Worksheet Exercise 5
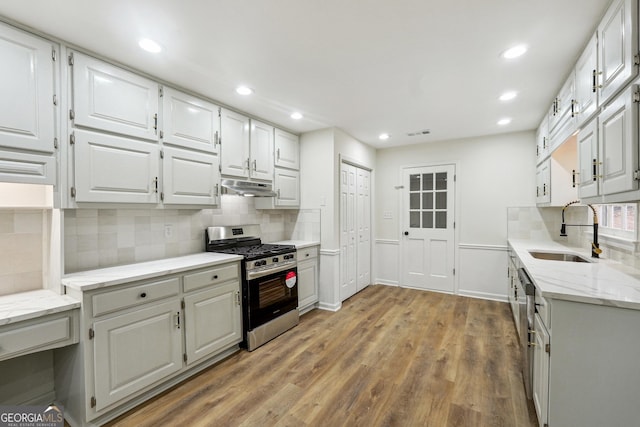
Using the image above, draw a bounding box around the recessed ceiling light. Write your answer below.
[497,118,512,126]
[290,112,303,120]
[499,91,518,101]
[502,44,527,59]
[379,133,390,140]
[235,86,253,96]
[138,38,162,53]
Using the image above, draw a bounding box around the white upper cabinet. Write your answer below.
[536,117,549,163]
[161,87,220,153]
[597,0,638,105]
[220,108,250,178]
[577,117,599,199]
[73,129,160,204]
[71,51,159,141]
[598,85,638,196]
[274,168,300,207]
[162,146,219,205]
[249,120,274,181]
[548,73,576,149]
[535,160,551,205]
[0,24,56,154]
[574,33,599,127]
[274,129,300,170]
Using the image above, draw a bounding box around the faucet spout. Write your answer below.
[560,200,601,258]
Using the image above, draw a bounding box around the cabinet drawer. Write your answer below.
[92,277,180,317]
[0,311,78,362]
[183,263,239,293]
[298,246,318,260]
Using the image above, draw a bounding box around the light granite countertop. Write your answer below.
[508,238,640,310]
[62,252,243,292]
[272,240,320,249]
[0,289,80,326]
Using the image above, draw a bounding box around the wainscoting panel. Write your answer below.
[374,239,399,286]
[458,244,508,302]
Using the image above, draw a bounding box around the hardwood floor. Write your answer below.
[106,285,538,427]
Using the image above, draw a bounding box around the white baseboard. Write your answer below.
[318,301,342,312]
[375,280,398,287]
[458,289,508,303]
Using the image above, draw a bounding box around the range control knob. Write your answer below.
[272,257,279,263]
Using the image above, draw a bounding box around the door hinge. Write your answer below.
[51,48,56,61]
[218,107,221,118]
[219,164,222,173]
[159,86,164,97]
[68,52,74,66]
[53,94,58,106]
[236,291,241,305]
[88,328,94,339]
[635,53,640,66]
[69,109,75,120]
[54,138,58,149]
[453,174,456,182]
[453,221,456,229]
[90,396,96,408]
[634,170,640,181]
[160,150,164,159]
[545,343,550,354]
[183,353,188,363]
[159,130,164,139]
[69,133,75,145]
[634,90,640,103]
[181,300,185,310]
[160,192,164,201]
[71,187,76,198]
[453,268,456,276]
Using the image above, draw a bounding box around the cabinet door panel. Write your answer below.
[184,281,241,365]
[93,300,182,411]
[577,118,599,198]
[162,87,219,153]
[0,149,56,185]
[599,87,638,195]
[274,168,300,207]
[72,52,158,141]
[598,0,637,104]
[274,129,299,170]
[220,109,249,178]
[74,129,159,204]
[249,120,274,181]
[162,146,219,205]
[0,24,55,153]
[574,34,598,127]
[297,259,318,309]
[532,314,549,427]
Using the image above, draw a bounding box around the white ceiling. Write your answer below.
[0,0,612,148]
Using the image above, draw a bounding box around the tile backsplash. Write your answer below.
[0,210,47,296]
[64,196,320,273]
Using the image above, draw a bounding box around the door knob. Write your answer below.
[404,231,409,236]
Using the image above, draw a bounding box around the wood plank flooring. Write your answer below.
[106,285,538,427]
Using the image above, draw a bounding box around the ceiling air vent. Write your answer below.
[406,129,431,137]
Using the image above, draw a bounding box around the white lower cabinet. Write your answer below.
[57,259,242,426]
[297,246,319,313]
[93,299,182,411]
[532,313,549,427]
[184,281,241,365]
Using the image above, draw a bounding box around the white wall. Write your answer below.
[375,130,535,299]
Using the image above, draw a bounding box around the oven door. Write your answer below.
[246,266,298,330]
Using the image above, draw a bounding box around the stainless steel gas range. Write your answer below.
[205,225,298,351]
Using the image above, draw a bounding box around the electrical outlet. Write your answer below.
[164,224,173,238]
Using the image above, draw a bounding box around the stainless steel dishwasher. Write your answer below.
[517,267,535,400]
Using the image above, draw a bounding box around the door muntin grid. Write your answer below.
[409,172,448,229]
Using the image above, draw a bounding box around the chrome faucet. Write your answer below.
[560,200,602,258]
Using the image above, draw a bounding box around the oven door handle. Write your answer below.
[247,261,297,280]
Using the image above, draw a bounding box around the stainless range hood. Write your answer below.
[220,179,276,197]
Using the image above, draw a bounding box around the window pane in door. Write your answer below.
[422,211,433,229]
[435,192,447,209]
[423,173,433,190]
[410,193,420,210]
[423,192,433,209]
[410,212,420,228]
[435,173,447,190]
[435,212,447,229]
[410,174,420,191]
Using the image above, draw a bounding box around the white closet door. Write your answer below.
[356,168,371,291]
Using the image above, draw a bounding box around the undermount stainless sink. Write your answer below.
[528,251,592,263]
